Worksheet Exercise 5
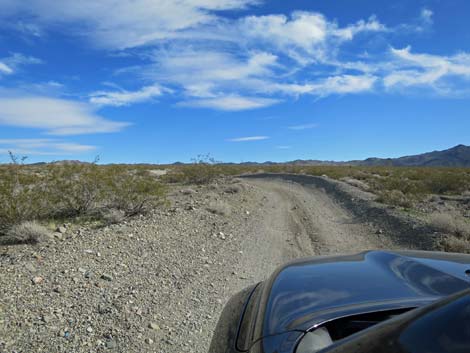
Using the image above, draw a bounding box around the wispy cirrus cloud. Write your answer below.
[288,123,318,130]
[1,0,467,115]
[0,0,260,49]
[0,95,129,135]
[420,8,433,26]
[0,62,12,75]
[227,136,270,142]
[384,46,470,92]
[0,53,42,77]
[179,95,280,111]
[0,138,96,155]
[89,84,168,107]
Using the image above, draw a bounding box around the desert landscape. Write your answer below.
[1,146,470,352]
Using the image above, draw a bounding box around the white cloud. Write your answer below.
[89,84,167,106]
[3,1,460,108]
[240,12,328,53]
[0,0,259,49]
[180,95,280,111]
[259,74,377,97]
[0,62,13,75]
[0,53,42,77]
[239,12,387,63]
[0,96,129,135]
[227,136,269,142]
[288,123,317,130]
[420,8,433,25]
[0,138,96,156]
[396,8,434,33]
[150,50,277,87]
[312,74,378,95]
[141,44,376,109]
[276,145,291,149]
[332,16,388,41]
[384,47,470,89]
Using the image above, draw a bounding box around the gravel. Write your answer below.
[0,176,431,352]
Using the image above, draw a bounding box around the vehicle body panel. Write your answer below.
[324,288,470,353]
[219,250,470,353]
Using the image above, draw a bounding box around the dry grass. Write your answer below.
[377,189,414,208]
[3,221,51,245]
[99,209,126,225]
[429,212,470,238]
[440,236,470,253]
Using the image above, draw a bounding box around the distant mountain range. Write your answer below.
[236,144,470,167]
[350,144,470,167]
[17,144,470,168]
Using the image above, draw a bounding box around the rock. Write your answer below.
[42,315,53,324]
[101,274,113,281]
[32,276,44,285]
[376,229,384,235]
[148,322,160,330]
[86,327,93,333]
[106,340,117,349]
[180,188,196,195]
[53,233,63,241]
[145,338,154,345]
[245,211,250,215]
[56,226,67,234]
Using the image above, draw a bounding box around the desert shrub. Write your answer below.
[429,212,470,237]
[0,155,49,233]
[104,166,166,216]
[98,209,126,225]
[439,235,470,254]
[0,157,167,233]
[46,162,108,217]
[163,154,225,185]
[376,189,414,208]
[3,221,50,245]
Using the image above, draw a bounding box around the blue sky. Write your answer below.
[0,0,469,163]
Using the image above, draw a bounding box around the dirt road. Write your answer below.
[0,175,403,353]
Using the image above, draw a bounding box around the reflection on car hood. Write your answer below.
[262,250,470,337]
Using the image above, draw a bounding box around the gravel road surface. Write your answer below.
[0,175,405,353]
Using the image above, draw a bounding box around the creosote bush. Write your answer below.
[429,212,470,238]
[0,157,166,236]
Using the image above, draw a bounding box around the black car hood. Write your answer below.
[259,250,470,339]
